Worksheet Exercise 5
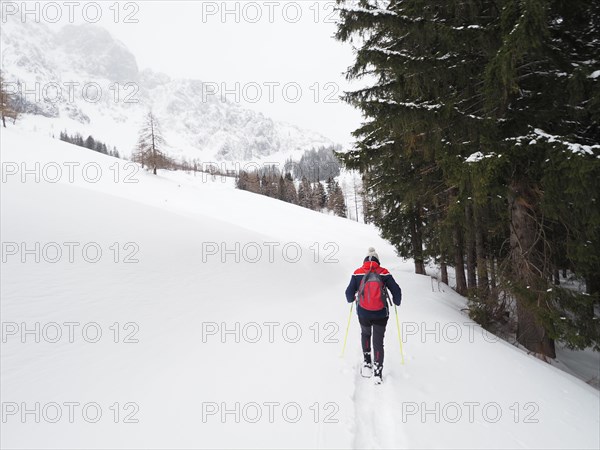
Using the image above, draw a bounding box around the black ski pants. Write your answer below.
[359,316,388,367]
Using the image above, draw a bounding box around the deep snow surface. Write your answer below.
[1,127,599,449]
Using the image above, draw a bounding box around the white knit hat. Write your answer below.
[366,247,379,261]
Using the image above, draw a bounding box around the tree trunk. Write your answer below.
[441,261,449,285]
[411,212,425,275]
[440,234,449,285]
[585,274,600,322]
[489,254,497,290]
[586,274,600,296]
[509,180,555,358]
[465,202,477,291]
[414,261,425,274]
[474,206,489,296]
[453,226,467,296]
[515,302,556,358]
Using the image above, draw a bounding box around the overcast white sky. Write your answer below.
[19,1,366,147]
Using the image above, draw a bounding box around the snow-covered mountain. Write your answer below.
[0,19,334,163]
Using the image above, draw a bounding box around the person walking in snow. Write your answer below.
[345,247,402,384]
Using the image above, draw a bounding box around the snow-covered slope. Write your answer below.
[1,126,599,449]
[0,19,333,163]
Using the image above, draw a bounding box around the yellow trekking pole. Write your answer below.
[394,304,405,365]
[340,302,354,357]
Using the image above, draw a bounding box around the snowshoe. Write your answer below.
[373,363,383,384]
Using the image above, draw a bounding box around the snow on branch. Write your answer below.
[465,152,497,163]
[373,98,443,110]
[366,140,395,150]
[532,129,600,157]
[337,5,398,17]
[371,46,457,62]
[450,25,483,30]
[508,129,600,157]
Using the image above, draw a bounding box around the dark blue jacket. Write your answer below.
[345,258,402,319]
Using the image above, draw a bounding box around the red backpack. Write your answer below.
[358,270,389,310]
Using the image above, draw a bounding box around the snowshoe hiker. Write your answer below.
[345,247,402,384]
